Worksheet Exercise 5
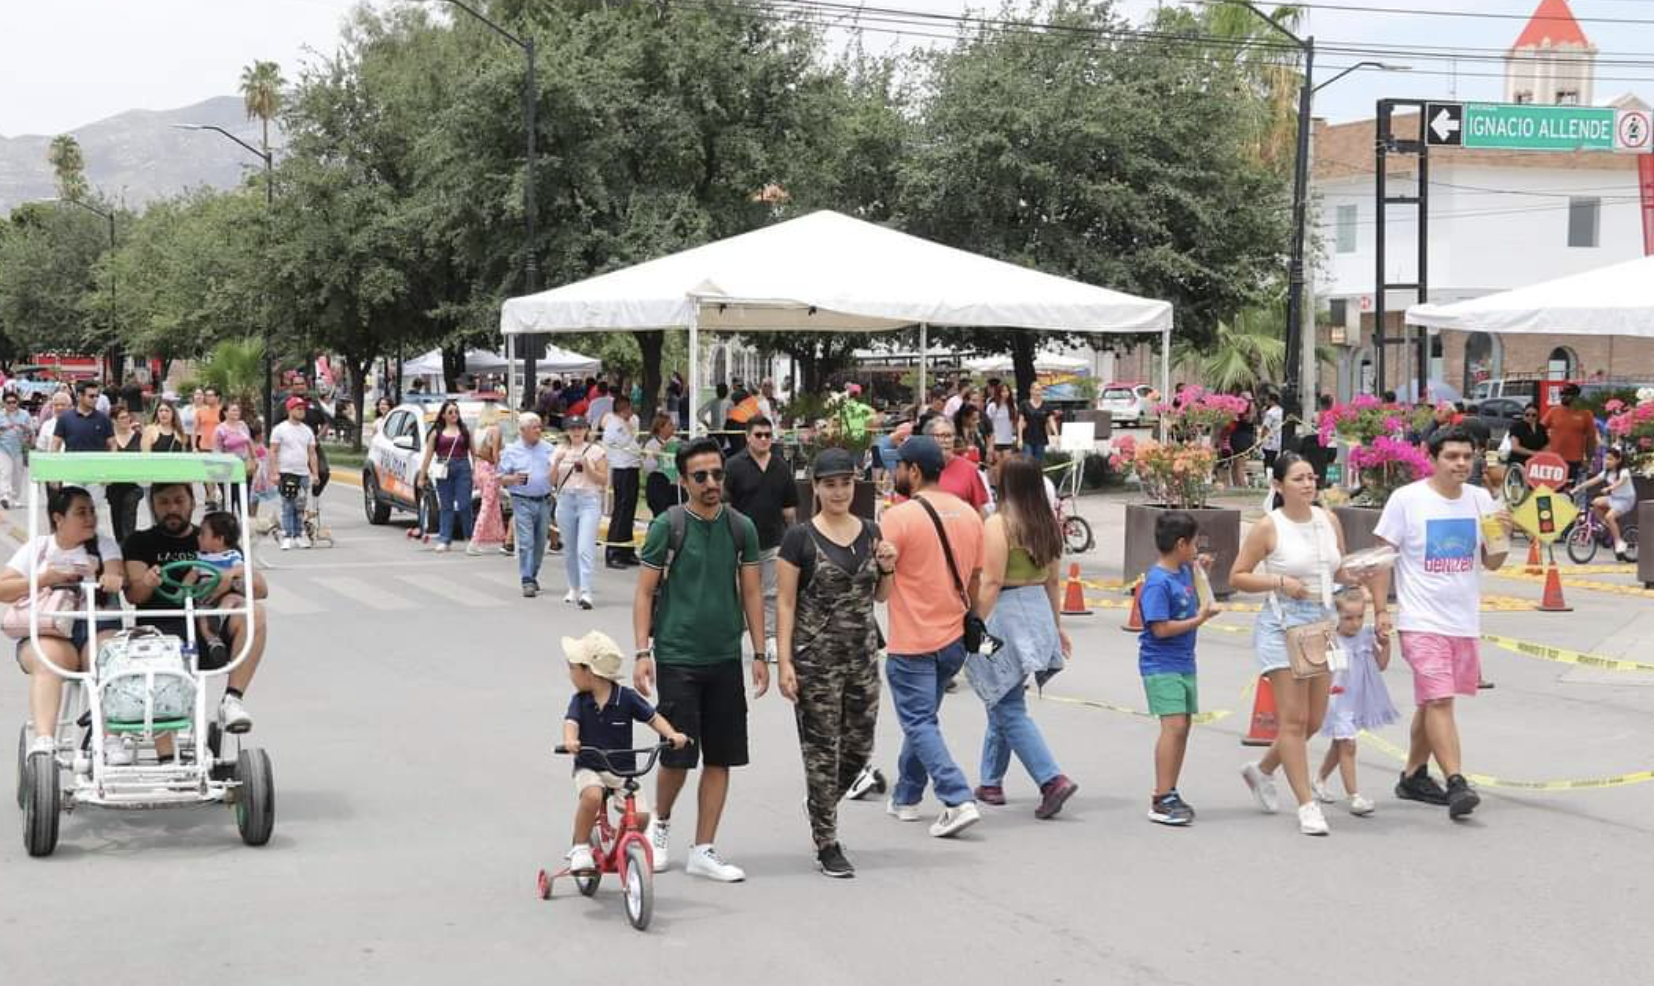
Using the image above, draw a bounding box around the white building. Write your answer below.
[1312,0,1651,399]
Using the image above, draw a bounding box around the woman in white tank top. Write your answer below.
[1229,450,1359,836]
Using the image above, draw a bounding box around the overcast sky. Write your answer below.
[4,0,1653,137]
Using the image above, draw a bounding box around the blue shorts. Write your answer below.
[1253,597,1334,675]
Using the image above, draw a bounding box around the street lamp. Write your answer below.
[173,123,276,428]
[424,0,539,407]
[47,196,117,378]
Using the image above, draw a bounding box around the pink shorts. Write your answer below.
[1399,632,1481,705]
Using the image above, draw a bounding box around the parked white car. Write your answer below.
[1098,383,1155,427]
[362,397,517,530]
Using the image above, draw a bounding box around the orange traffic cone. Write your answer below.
[1538,549,1572,612]
[1242,676,1278,747]
[1524,538,1542,575]
[1120,576,1145,632]
[1060,563,1091,616]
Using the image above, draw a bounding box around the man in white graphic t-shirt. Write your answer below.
[1370,426,1511,821]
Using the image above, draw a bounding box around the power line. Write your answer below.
[1184,0,1654,28]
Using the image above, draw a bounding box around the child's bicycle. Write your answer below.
[1563,487,1639,564]
[1054,457,1094,554]
[538,741,686,931]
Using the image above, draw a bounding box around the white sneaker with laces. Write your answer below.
[29,735,56,757]
[219,693,253,734]
[433,542,449,553]
[103,735,133,766]
[645,818,670,872]
[1312,779,1336,804]
[566,843,596,874]
[1242,762,1281,814]
[298,534,313,549]
[1298,801,1330,836]
[280,537,293,551]
[685,844,745,882]
[929,800,982,838]
[1348,793,1376,816]
[563,589,577,605]
[579,591,594,610]
[886,798,921,822]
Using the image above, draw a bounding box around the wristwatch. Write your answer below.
[635,648,653,660]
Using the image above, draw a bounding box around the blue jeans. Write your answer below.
[279,482,307,538]
[556,489,602,593]
[435,459,474,545]
[510,495,550,584]
[886,641,973,808]
[979,680,1061,789]
[1025,442,1047,463]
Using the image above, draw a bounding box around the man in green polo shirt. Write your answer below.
[632,436,766,883]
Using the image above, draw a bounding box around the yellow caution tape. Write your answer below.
[1492,568,1654,600]
[1041,692,1232,725]
[1357,729,1654,791]
[1480,633,1654,674]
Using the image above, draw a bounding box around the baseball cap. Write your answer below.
[845,383,862,396]
[896,435,944,475]
[562,630,624,682]
[563,414,589,430]
[812,447,859,479]
[284,396,307,411]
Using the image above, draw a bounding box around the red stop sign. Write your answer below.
[1525,452,1569,488]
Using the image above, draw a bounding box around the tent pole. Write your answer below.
[688,310,701,437]
[918,323,928,412]
[506,334,516,411]
[1159,325,1171,442]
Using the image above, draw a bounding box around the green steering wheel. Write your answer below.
[156,559,225,604]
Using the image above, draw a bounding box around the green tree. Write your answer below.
[0,201,108,353]
[1177,301,1287,393]
[239,60,285,158]
[47,134,89,201]
[197,336,267,415]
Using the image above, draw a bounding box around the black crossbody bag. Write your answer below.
[916,497,987,654]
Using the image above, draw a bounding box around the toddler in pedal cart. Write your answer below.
[561,631,686,874]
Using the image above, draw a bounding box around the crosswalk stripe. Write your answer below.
[309,576,418,611]
[262,584,327,615]
[394,573,507,609]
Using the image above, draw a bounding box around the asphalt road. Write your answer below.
[3,482,1653,985]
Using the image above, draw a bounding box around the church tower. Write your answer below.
[1505,0,1596,106]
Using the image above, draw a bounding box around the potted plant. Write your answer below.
[1157,386,1249,444]
[781,390,878,520]
[1112,435,1242,596]
[1603,392,1654,585]
[1313,396,1421,562]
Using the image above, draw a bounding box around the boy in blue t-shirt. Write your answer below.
[561,630,686,875]
[1138,510,1218,826]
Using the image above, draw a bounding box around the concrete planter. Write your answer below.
[1640,501,1654,589]
[1122,503,1241,598]
[1333,505,1396,601]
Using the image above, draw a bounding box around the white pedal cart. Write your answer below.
[13,452,274,857]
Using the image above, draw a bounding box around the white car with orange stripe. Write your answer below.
[361,397,516,531]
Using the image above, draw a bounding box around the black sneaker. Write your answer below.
[1446,774,1481,819]
[816,842,855,878]
[203,635,229,668]
[1167,788,1196,820]
[1395,767,1450,806]
[521,581,538,598]
[1148,793,1194,826]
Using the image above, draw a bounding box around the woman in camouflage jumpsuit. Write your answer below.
[777,448,897,878]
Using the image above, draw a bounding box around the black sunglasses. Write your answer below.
[689,468,725,484]
[750,431,773,440]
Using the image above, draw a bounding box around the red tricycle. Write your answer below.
[538,741,679,931]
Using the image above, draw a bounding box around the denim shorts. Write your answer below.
[1253,597,1335,675]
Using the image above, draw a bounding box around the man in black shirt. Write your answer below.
[53,380,115,452]
[723,415,798,657]
[123,482,270,734]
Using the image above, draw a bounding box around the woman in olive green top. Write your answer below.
[969,455,1077,819]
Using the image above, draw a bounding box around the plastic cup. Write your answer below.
[1481,512,1510,556]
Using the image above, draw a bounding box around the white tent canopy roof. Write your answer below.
[965,352,1089,373]
[401,348,510,375]
[1405,255,1654,336]
[500,210,1172,336]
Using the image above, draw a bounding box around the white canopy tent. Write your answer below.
[965,351,1090,374]
[1406,255,1654,337]
[500,210,1173,432]
[401,348,511,376]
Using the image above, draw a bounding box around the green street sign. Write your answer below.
[1425,101,1652,153]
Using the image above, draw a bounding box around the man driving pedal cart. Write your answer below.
[123,482,269,734]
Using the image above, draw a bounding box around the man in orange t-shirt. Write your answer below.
[880,435,986,838]
[1541,384,1597,484]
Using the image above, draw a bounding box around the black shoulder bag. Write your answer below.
[915,496,987,653]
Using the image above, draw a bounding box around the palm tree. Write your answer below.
[1178,303,1288,393]
[199,337,268,421]
[47,134,88,200]
[239,60,285,157]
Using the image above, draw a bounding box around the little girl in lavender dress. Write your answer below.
[1313,589,1398,816]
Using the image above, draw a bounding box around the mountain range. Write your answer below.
[0,96,277,214]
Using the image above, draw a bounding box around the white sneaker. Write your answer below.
[645,818,670,872]
[1298,801,1330,836]
[566,843,596,874]
[280,537,293,551]
[563,589,577,605]
[103,735,133,766]
[929,800,981,838]
[219,693,253,734]
[29,735,56,757]
[464,542,480,556]
[578,591,594,610]
[298,534,313,549]
[433,542,449,553]
[1242,762,1280,814]
[886,798,921,822]
[1348,793,1376,816]
[1312,779,1336,804]
[685,844,745,882]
